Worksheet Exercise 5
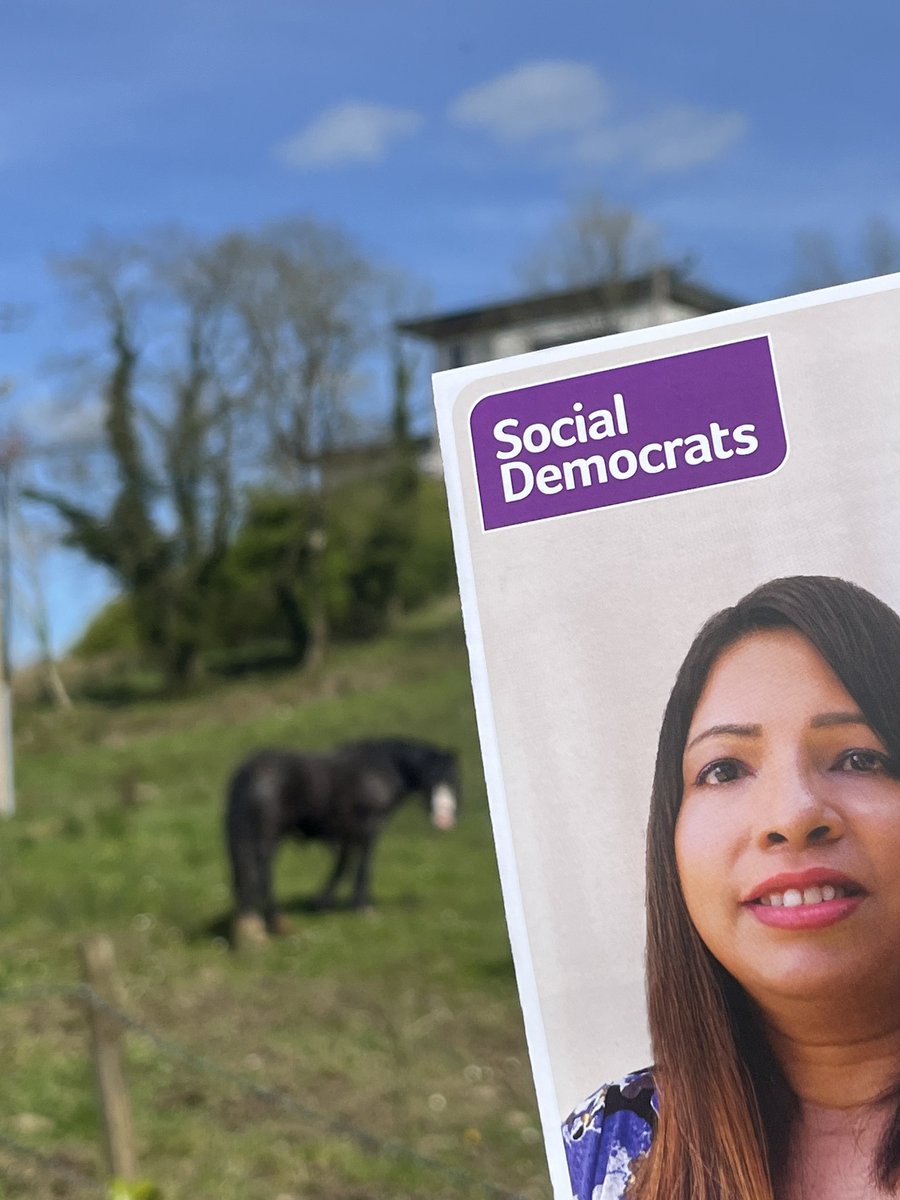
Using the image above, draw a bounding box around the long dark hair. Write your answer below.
[635,575,900,1200]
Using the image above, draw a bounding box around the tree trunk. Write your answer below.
[302,533,328,671]
[274,582,309,663]
[304,601,328,672]
[163,639,203,694]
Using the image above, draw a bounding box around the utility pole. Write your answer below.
[0,433,19,817]
[0,304,36,817]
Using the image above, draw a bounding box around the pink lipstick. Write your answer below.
[743,868,865,931]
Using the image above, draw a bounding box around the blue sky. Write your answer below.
[3,0,900,660]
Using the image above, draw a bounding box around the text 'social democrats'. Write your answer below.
[492,394,759,503]
[468,337,788,531]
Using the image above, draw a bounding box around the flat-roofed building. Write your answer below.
[397,267,741,372]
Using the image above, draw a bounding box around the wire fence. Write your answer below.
[0,981,533,1199]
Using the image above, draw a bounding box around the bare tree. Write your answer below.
[517,193,662,294]
[28,232,245,690]
[27,220,377,683]
[788,215,900,293]
[229,219,374,667]
[379,267,433,440]
[862,216,900,277]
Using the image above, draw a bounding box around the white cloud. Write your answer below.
[448,62,747,175]
[449,61,608,143]
[572,106,747,172]
[276,102,423,169]
[621,106,748,172]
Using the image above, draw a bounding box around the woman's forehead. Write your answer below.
[686,628,858,737]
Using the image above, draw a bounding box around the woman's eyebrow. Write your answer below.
[686,713,873,752]
[686,723,761,751]
[809,711,869,729]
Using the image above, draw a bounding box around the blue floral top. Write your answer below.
[561,1069,658,1199]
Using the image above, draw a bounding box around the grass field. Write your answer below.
[0,597,552,1200]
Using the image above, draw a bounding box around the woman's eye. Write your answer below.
[696,759,745,786]
[836,749,888,774]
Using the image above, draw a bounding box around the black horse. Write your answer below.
[225,737,459,941]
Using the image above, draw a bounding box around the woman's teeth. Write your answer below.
[757,885,846,907]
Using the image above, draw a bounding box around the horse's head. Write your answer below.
[424,748,459,831]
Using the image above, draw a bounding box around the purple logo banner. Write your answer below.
[470,337,787,531]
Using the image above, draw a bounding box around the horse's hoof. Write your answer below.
[270,913,293,936]
[232,913,269,950]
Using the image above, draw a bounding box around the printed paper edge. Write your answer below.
[434,371,574,1199]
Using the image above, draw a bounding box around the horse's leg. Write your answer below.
[351,836,378,910]
[226,786,271,946]
[312,841,352,910]
[229,834,262,918]
[257,831,283,934]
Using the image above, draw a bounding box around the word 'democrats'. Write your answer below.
[469,337,787,531]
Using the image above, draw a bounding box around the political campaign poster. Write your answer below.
[433,273,900,1197]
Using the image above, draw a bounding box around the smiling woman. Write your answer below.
[563,575,900,1200]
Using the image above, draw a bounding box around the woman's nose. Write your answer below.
[755,771,845,848]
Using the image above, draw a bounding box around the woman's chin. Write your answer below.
[739,955,893,1015]
[718,929,895,1013]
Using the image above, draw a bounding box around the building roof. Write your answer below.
[396,268,742,342]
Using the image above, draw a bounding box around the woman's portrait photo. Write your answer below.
[563,574,900,1200]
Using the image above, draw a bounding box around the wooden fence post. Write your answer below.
[80,935,138,1183]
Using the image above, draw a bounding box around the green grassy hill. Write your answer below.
[0,598,551,1200]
